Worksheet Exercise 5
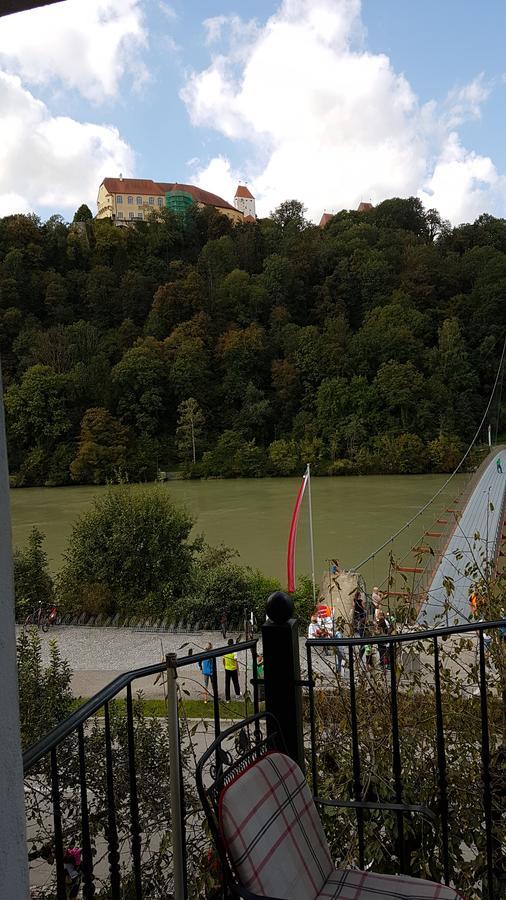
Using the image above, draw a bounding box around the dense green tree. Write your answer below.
[58,486,196,615]
[1,196,503,484]
[429,317,478,436]
[70,407,129,483]
[271,199,309,232]
[428,434,463,472]
[268,438,299,475]
[112,338,169,435]
[73,203,93,222]
[13,527,54,617]
[373,361,425,431]
[5,364,73,463]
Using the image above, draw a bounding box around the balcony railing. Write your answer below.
[23,619,505,899]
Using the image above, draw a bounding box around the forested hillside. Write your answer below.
[1,197,504,486]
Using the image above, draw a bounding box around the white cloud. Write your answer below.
[419,133,506,225]
[444,74,491,128]
[159,2,177,21]
[182,0,502,224]
[192,156,242,207]
[0,72,134,217]
[0,0,147,103]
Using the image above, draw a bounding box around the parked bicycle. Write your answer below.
[24,601,58,632]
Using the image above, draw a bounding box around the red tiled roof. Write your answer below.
[158,182,237,210]
[243,214,256,223]
[235,184,254,199]
[357,201,373,212]
[101,178,237,211]
[319,212,333,228]
[103,178,164,196]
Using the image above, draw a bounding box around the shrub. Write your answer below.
[70,407,129,484]
[17,628,72,747]
[268,439,299,475]
[201,431,267,477]
[13,526,54,618]
[327,458,357,476]
[58,485,196,616]
[373,433,428,474]
[428,434,463,472]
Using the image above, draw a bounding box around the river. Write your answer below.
[9,475,467,586]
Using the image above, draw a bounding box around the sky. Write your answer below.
[1,0,506,225]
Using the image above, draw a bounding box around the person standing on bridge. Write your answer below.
[496,456,503,474]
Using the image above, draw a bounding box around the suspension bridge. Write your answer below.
[417,448,506,625]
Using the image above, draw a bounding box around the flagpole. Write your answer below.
[306,463,317,606]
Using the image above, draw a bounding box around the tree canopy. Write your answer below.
[0,198,504,485]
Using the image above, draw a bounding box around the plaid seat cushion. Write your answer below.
[219,751,463,900]
[219,751,334,899]
[318,868,463,899]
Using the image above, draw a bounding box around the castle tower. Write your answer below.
[234,185,256,220]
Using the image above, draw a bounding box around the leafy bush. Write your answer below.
[327,458,357,476]
[268,439,299,475]
[201,430,266,477]
[17,628,72,747]
[13,526,54,618]
[58,485,196,616]
[428,434,463,472]
[373,433,428,474]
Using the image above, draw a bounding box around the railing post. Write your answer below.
[166,653,187,900]
[262,592,305,772]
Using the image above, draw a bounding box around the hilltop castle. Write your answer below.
[97,177,256,225]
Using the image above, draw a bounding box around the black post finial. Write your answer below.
[266,591,293,625]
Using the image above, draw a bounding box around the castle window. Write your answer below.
[117,195,123,204]
[136,196,142,205]
[129,212,134,219]
[128,196,133,204]
[136,212,143,219]
[149,196,154,205]
[117,211,123,219]
[157,197,163,206]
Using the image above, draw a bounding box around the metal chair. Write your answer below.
[196,713,463,900]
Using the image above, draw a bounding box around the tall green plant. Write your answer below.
[13,526,54,617]
[17,628,73,747]
[58,485,197,617]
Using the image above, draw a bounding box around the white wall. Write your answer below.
[0,365,29,899]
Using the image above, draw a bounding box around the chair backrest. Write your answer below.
[219,751,333,900]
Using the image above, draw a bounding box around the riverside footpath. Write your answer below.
[19,624,336,700]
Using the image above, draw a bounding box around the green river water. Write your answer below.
[9,475,467,587]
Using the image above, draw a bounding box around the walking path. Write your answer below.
[22,625,337,699]
[418,450,506,626]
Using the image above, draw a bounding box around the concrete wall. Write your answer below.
[0,366,29,898]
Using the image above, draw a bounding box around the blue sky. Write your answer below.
[1,0,505,224]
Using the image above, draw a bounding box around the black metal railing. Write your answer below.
[23,619,505,899]
[306,619,506,900]
[23,639,259,900]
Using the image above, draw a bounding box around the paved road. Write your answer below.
[418,451,506,626]
[23,625,339,699]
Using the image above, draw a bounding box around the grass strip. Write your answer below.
[73,696,254,719]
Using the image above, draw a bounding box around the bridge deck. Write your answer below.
[418,451,506,626]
